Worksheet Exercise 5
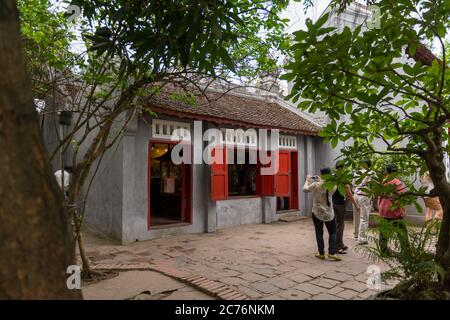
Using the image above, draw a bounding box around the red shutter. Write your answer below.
[211,147,228,200]
[260,151,275,195]
[275,151,291,197]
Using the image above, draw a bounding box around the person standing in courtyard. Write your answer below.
[420,172,443,221]
[334,162,360,254]
[303,167,341,261]
[353,159,374,245]
[378,164,408,256]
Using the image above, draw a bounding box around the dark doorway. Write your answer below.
[148,142,191,227]
[277,196,290,211]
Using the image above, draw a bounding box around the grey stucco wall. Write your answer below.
[83,135,124,241]
[216,197,263,229]
[120,116,208,244]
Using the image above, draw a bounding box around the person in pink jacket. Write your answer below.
[378,164,408,256]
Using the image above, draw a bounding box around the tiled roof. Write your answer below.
[143,88,321,136]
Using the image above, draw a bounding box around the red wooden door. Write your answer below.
[275,151,291,197]
[211,147,228,200]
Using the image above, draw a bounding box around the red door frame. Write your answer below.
[290,151,299,210]
[147,140,193,229]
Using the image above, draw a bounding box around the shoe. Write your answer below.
[315,252,326,260]
[342,245,348,251]
[327,254,342,261]
[337,248,347,254]
[357,240,368,245]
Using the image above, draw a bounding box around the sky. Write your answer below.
[281,0,332,32]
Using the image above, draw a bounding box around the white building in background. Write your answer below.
[286,1,375,165]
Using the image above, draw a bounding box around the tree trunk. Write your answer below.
[0,0,81,299]
[435,182,450,288]
[425,143,450,289]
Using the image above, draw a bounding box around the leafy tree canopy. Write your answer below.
[68,0,311,82]
[283,0,450,281]
[283,0,450,201]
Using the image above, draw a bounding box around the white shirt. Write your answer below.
[353,169,374,196]
[54,170,70,190]
[303,180,336,222]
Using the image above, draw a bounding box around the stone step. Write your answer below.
[278,212,307,223]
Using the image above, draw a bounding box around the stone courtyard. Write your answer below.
[82,217,396,300]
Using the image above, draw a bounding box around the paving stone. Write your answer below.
[311,293,344,300]
[231,294,248,300]
[267,277,296,290]
[354,273,370,282]
[272,264,296,274]
[309,278,340,289]
[250,282,280,294]
[221,292,241,300]
[341,267,367,276]
[191,278,208,285]
[211,286,229,295]
[284,272,313,284]
[219,269,241,277]
[298,268,325,278]
[272,253,298,263]
[253,268,278,278]
[197,279,215,286]
[336,289,359,299]
[216,288,234,296]
[358,290,378,299]
[328,286,345,295]
[219,276,247,286]
[284,260,312,269]
[259,258,281,266]
[260,294,285,300]
[339,280,369,293]
[322,271,353,282]
[294,283,326,295]
[202,282,223,291]
[226,265,255,274]
[225,293,243,300]
[184,275,203,282]
[278,289,311,300]
[239,273,267,282]
[236,286,263,299]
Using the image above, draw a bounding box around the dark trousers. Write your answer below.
[312,214,337,255]
[379,218,408,256]
[333,204,346,250]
